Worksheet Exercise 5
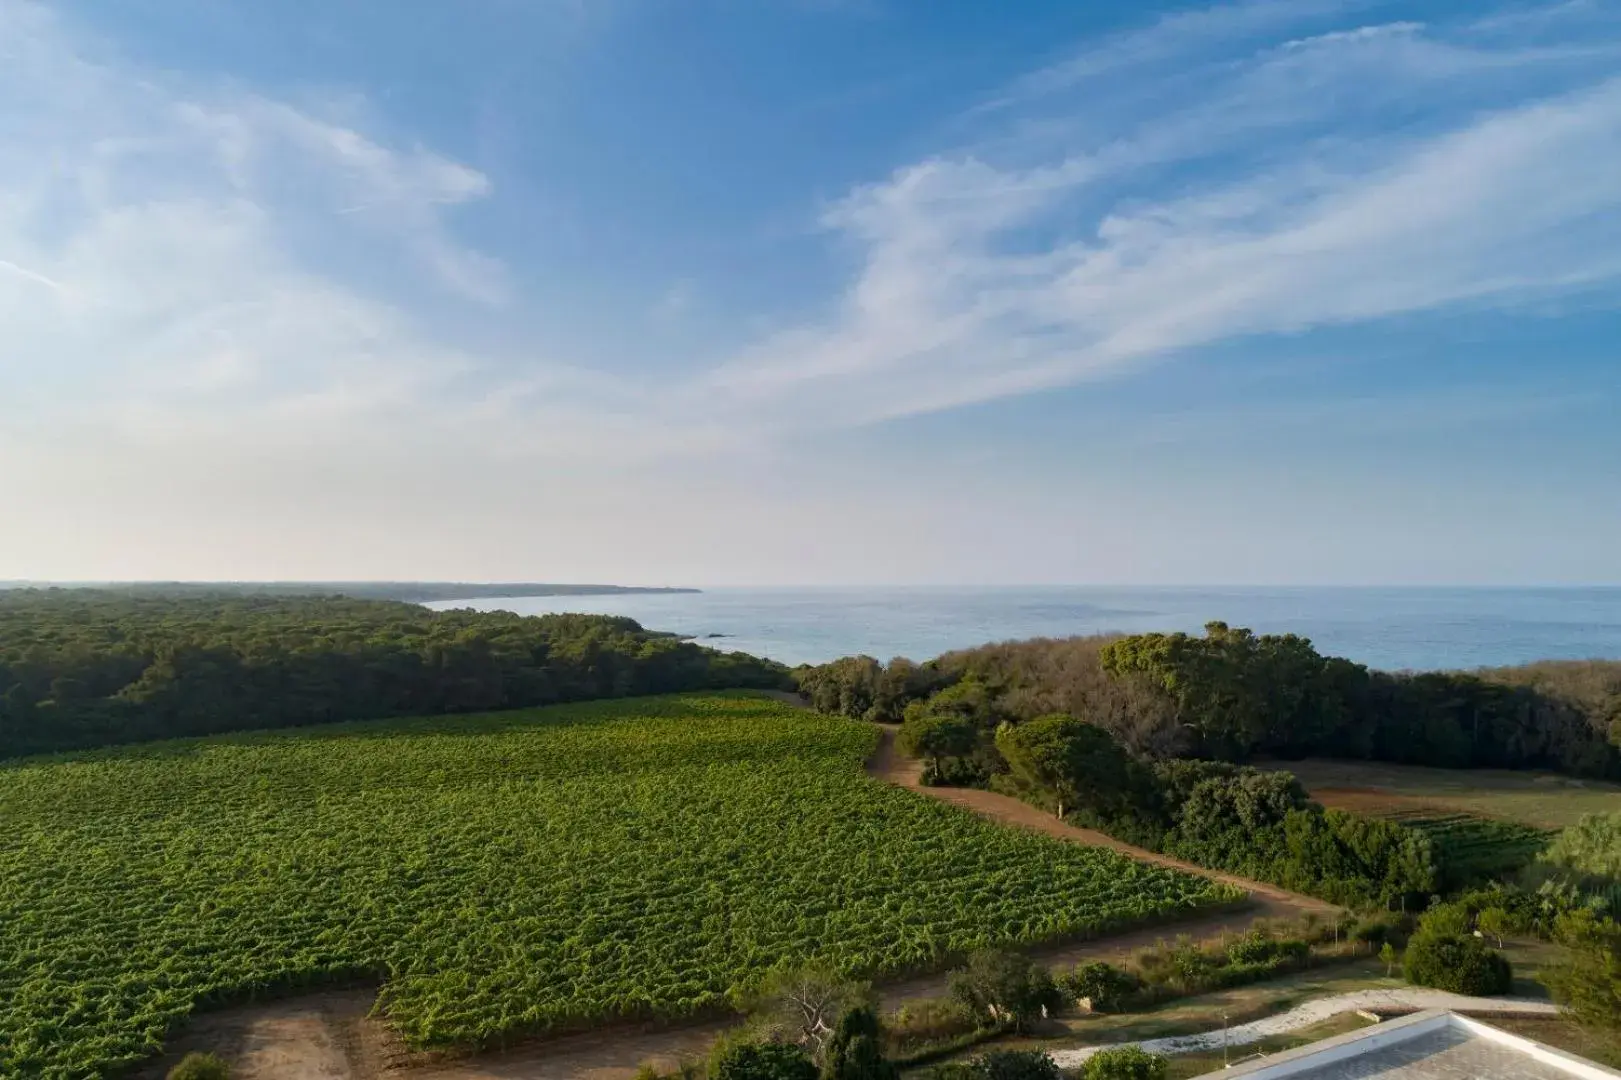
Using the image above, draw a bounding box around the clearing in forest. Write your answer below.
[0,692,1236,1080]
[1283,757,1621,830]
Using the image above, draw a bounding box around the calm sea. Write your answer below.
[425,587,1621,672]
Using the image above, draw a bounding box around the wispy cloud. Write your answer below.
[4,0,1620,502]
[705,1,1621,427]
[0,0,534,452]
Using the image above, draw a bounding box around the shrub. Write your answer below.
[923,1051,1060,1080]
[948,950,1062,1032]
[925,1067,982,1080]
[709,1040,819,1080]
[1061,962,1141,1013]
[1415,902,1472,938]
[884,998,977,1046]
[826,1007,898,1080]
[978,1050,1061,1080]
[1541,910,1621,1031]
[1349,910,1410,947]
[168,1054,231,1080]
[1402,933,1513,995]
[1082,1046,1168,1080]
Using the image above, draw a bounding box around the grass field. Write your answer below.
[1282,758,1621,830]
[0,693,1237,1080]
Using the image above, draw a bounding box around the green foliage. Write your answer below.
[948,950,1064,1033]
[1402,932,1513,995]
[0,590,788,759]
[994,715,1152,822]
[882,998,978,1055]
[1059,962,1141,1012]
[806,627,1621,779]
[1380,942,1397,976]
[167,1053,231,1080]
[1527,813,1621,913]
[976,1050,1061,1080]
[0,694,1236,1079]
[1081,1046,1168,1080]
[825,1007,898,1080]
[710,1041,820,1080]
[1366,810,1552,891]
[1543,812,1621,878]
[899,708,983,787]
[742,964,872,1065]
[793,657,951,724]
[1541,910,1621,1031]
[1123,926,1318,1000]
[1098,622,1620,776]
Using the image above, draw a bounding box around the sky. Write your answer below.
[1,0,1618,587]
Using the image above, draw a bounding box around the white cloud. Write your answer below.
[0,0,557,466]
[706,3,1621,426]
[2,0,1619,582]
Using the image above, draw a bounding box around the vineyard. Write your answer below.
[1316,801,1550,890]
[0,693,1236,1078]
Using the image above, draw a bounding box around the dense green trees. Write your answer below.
[995,716,1151,823]
[796,656,949,724]
[990,719,1437,906]
[948,950,1063,1033]
[1060,963,1141,1013]
[1099,623,1618,775]
[0,590,789,758]
[798,624,1621,778]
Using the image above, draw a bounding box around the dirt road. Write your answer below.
[866,726,1338,920]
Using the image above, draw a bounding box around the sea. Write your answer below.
[424,586,1621,672]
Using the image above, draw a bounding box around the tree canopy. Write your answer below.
[0,589,788,757]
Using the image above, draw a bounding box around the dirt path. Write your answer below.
[133,989,403,1080]
[865,725,1339,926]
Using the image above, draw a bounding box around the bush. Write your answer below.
[1541,910,1621,1031]
[923,1051,1060,1080]
[168,1054,231,1080]
[709,1040,819,1080]
[826,1007,898,1080]
[885,998,978,1046]
[949,950,1062,1032]
[1402,933,1513,995]
[1348,910,1410,947]
[1060,962,1141,1012]
[1082,1046,1168,1080]
[924,1066,983,1080]
[978,1050,1061,1080]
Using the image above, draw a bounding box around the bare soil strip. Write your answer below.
[864,725,1340,925]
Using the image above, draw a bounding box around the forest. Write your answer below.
[0,589,785,758]
[798,623,1621,908]
[796,623,1621,777]
[1,581,699,602]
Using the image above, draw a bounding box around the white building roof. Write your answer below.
[1205,1010,1621,1080]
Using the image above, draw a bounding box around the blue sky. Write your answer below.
[1,0,1618,585]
